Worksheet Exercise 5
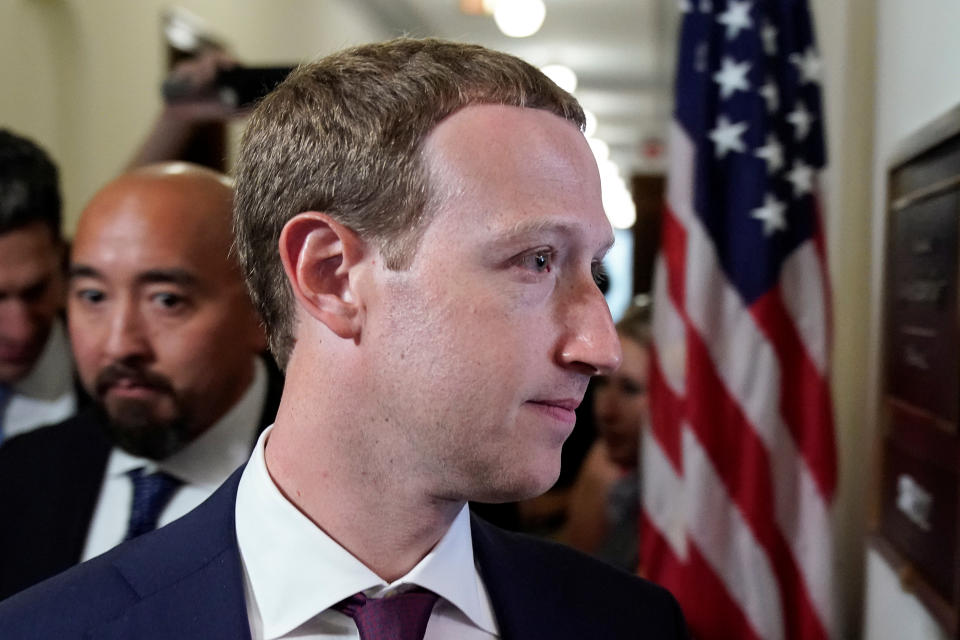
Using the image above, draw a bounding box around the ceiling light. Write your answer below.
[540,64,577,93]
[597,160,635,229]
[494,0,546,38]
[603,183,637,230]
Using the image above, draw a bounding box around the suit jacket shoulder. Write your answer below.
[0,359,282,602]
[471,515,688,639]
[2,449,683,639]
[0,408,112,600]
[0,468,251,639]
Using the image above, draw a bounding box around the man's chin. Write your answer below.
[99,398,190,461]
[473,467,561,504]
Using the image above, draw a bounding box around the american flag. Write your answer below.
[641,1,837,638]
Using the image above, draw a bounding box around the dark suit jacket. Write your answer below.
[0,465,686,639]
[0,360,283,601]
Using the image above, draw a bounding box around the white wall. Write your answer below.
[0,0,389,234]
[862,2,960,638]
[808,0,876,635]
[788,2,960,636]
[864,551,949,640]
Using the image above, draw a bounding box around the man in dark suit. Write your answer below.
[0,39,686,638]
[0,129,79,442]
[0,163,279,601]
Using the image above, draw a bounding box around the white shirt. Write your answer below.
[81,358,268,561]
[236,427,500,640]
[4,320,76,440]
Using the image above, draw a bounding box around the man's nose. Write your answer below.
[102,300,152,362]
[557,276,622,376]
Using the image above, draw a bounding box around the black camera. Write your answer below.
[162,66,295,109]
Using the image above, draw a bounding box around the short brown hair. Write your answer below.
[234,38,585,367]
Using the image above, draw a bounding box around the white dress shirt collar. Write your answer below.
[106,357,268,486]
[4,319,77,439]
[236,426,499,639]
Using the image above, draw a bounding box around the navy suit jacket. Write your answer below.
[0,360,284,601]
[0,467,687,639]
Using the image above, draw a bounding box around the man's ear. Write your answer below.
[279,212,366,340]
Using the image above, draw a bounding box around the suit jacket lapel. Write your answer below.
[21,412,110,586]
[86,363,281,638]
[91,470,250,640]
[57,412,112,563]
[471,515,573,640]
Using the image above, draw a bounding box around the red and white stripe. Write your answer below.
[642,122,837,640]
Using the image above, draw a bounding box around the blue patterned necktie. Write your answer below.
[333,588,439,640]
[0,384,12,445]
[124,467,182,541]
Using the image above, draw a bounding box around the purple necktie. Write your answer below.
[333,588,439,640]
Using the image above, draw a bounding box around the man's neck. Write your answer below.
[263,412,464,583]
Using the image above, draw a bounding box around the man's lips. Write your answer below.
[94,364,174,399]
[526,398,581,424]
[102,379,167,399]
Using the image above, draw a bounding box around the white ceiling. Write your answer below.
[355,0,680,175]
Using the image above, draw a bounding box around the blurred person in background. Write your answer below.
[0,163,281,601]
[0,129,77,444]
[127,47,245,170]
[560,301,651,572]
[2,48,261,445]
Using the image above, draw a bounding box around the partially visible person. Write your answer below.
[0,163,281,600]
[127,48,245,170]
[560,302,651,572]
[0,129,77,443]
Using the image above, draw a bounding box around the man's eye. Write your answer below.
[21,280,50,303]
[519,249,555,273]
[622,381,648,397]
[151,292,186,309]
[75,289,105,304]
[592,262,608,288]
